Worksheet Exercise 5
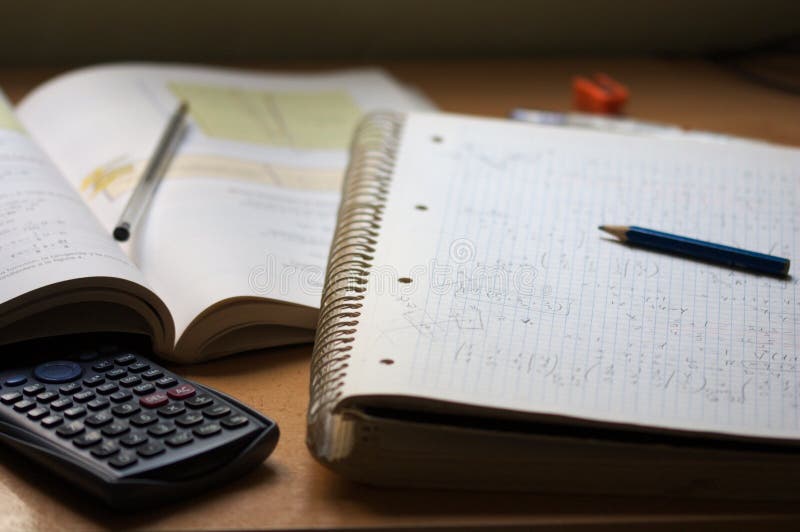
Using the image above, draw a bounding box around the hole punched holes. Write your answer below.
[398,277,412,284]
[414,204,428,211]
[432,135,443,143]
[380,359,395,365]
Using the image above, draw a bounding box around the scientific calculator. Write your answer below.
[0,337,279,509]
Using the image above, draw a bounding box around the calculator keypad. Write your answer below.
[0,350,257,475]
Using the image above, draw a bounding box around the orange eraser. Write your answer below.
[572,73,629,114]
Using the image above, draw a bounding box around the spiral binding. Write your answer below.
[307,111,404,424]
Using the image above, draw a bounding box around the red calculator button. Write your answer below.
[167,384,196,400]
[139,392,168,408]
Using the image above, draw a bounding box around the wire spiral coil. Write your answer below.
[308,112,404,423]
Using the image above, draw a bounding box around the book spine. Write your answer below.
[307,112,404,458]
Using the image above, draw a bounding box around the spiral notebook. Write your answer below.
[306,111,800,497]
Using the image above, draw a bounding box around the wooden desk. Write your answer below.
[2,58,800,530]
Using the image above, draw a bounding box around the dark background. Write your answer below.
[1,0,799,64]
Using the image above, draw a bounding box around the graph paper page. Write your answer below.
[343,112,800,440]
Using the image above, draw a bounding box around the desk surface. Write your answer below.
[2,57,800,530]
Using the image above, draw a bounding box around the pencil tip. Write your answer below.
[598,225,628,241]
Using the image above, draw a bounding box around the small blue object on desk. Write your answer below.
[599,225,791,276]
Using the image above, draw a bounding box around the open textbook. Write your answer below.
[308,112,800,497]
[0,64,432,362]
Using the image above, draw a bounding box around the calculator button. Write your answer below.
[58,382,81,395]
[83,375,105,387]
[128,362,149,373]
[147,422,175,437]
[73,431,102,448]
[142,369,163,381]
[133,383,155,396]
[106,369,127,380]
[27,407,49,420]
[114,353,136,366]
[108,452,138,469]
[137,442,165,458]
[33,361,82,384]
[13,400,36,413]
[112,403,140,417]
[158,403,186,417]
[120,376,141,388]
[120,433,148,447]
[90,440,119,458]
[41,415,63,428]
[35,391,58,403]
[85,412,113,427]
[165,432,193,447]
[193,423,221,438]
[130,412,158,427]
[91,360,114,372]
[56,421,85,438]
[175,412,203,427]
[167,384,195,400]
[22,384,44,396]
[185,394,214,409]
[74,390,95,403]
[203,404,231,419]
[110,390,132,403]
[155,377,177,389]
[62,401,86,419]
[50,398,73,411]
[221,415,249,429]
[64,406,86,419]
[139,392,168,409]
[1,392,22,405]
[4,375,27,386]
[97,383,119,395]
[87,398,109,411]
[101,422,129,437]
[62,404,86,418]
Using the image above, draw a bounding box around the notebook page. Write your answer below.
[343,112,800,441]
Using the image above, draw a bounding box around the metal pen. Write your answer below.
[113,101,188,242]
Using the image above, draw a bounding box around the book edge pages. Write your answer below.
[316,405,800,499]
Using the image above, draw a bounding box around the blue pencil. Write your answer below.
[598,225,791,276]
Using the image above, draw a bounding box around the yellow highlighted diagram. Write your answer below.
[81,154,342,200]
[81,82,360,200]
[167,82,362,150]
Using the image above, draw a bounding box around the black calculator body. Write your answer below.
[0,335,279,509]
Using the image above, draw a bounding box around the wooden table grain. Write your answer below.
[2,58,800,530]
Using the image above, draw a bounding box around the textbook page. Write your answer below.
[0,93,151,308]
[343,112,800,441]
[17,64,433,338]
